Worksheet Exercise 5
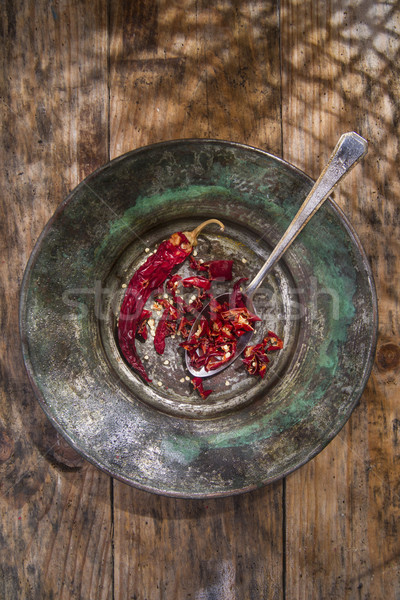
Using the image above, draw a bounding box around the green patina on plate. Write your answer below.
[20,140,377,497]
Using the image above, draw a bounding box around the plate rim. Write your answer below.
[19,138,378,497]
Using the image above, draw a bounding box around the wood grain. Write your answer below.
[281,1,400,598]
[0,1,112,598]
[2,0,400,598]
[109,2,284,599]
[109,0,282,155]
[113,485,283,599]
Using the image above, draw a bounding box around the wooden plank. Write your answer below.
[109,2,284,599]
[281,1,400,598]
[113,485,284,599]
[109,0,282,153]
[0,1,112,598]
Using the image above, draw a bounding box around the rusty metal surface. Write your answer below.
[19,140,377,497]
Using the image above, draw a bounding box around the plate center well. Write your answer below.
[98,217,300,418]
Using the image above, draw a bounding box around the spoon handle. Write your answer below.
[245,131,368,298]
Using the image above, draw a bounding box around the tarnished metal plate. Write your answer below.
[19,140,377,497]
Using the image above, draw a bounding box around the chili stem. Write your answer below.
[184,219,224,247]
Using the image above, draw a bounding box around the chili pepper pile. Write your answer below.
[180,295,261,373]
[118,219,283,398]
[182,304,283,397]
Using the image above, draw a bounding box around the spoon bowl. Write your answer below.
[185,292,256,378]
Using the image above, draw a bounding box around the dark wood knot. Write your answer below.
[0,428,14,463]
[377,343,400,371]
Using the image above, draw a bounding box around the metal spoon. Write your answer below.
[186,131,368,378]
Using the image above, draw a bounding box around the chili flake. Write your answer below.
[242,331,283,378]
[191,377,213,399]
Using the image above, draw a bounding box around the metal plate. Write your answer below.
[19,140,377,497]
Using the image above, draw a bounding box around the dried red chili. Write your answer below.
[207,260,233,281]
[189,255,207,271]
[185,291,209,315]
[230,277,247,308]
[166,274,182,300]
[136,309,152,342]
[118,219,224,382]
[242,331,283,378]
[189,256,233,281]
[242,342,270,378]
[177,315,195,339]
[181,276,211,290]
[191,377,213,399]
[264,330,284,351]
[154,304,179,355]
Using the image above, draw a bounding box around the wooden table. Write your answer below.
[1,1,399,598]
